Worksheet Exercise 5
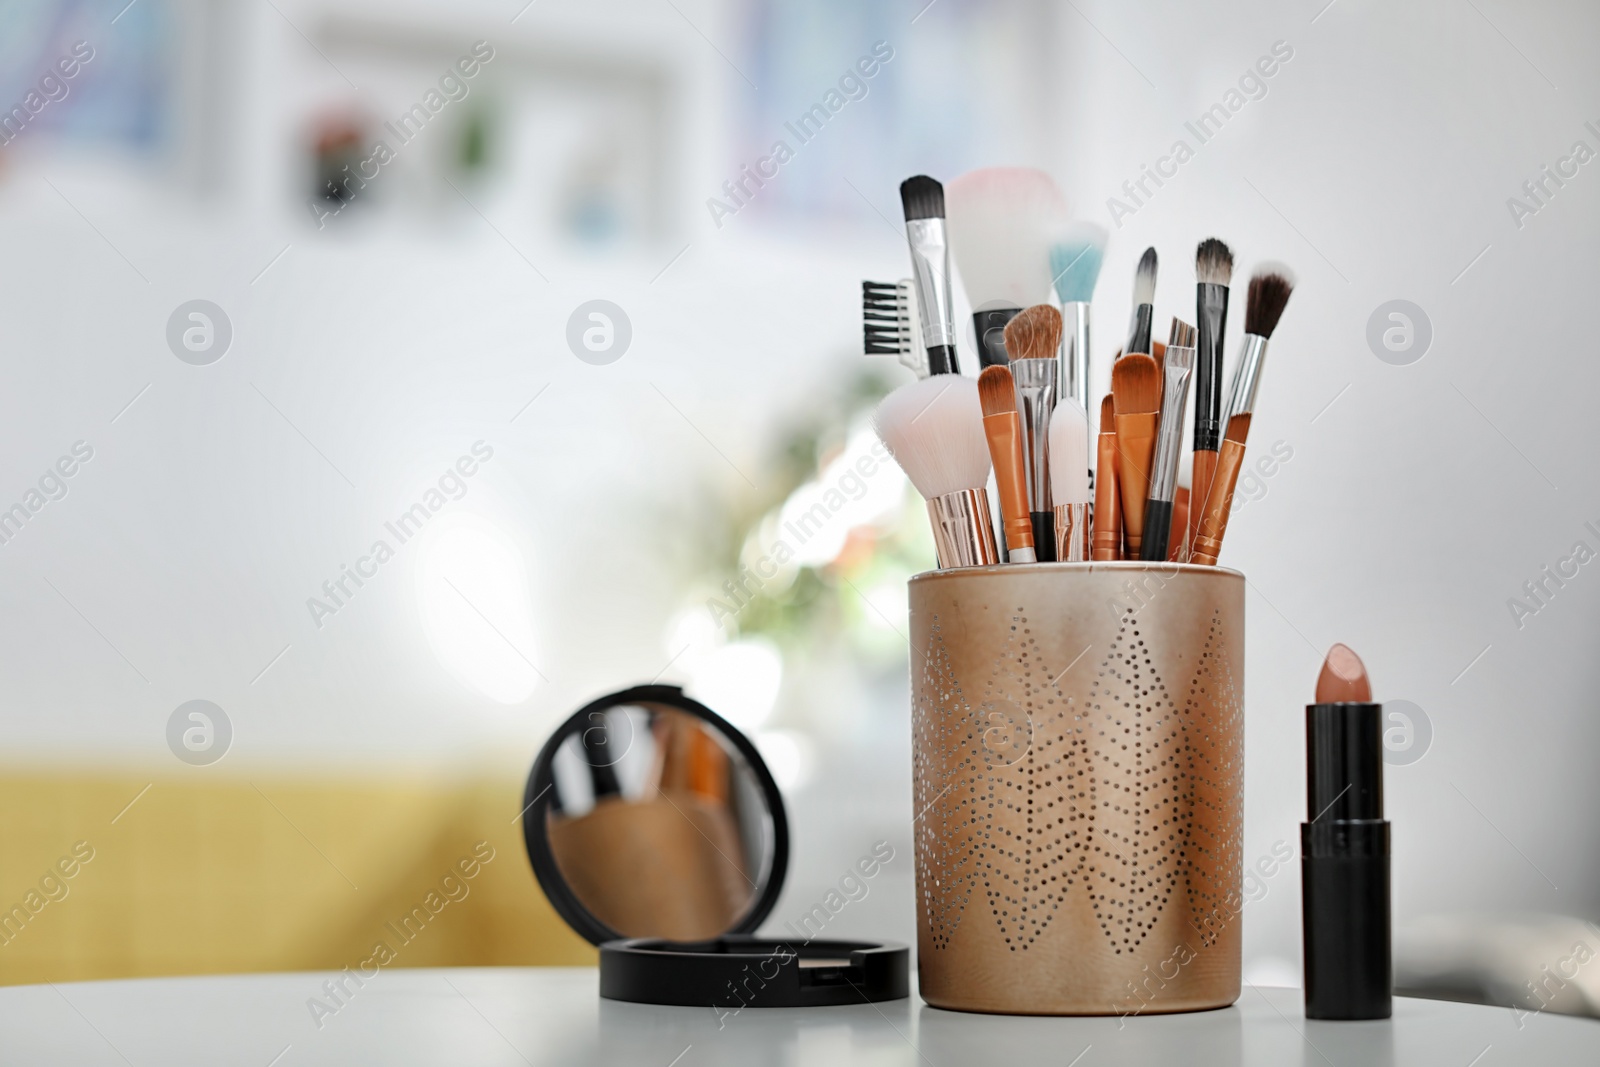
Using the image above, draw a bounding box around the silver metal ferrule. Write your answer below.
[905,218,956,351]
[1059,301,1091,412]
[1052,502,1088,562]
[1149,345,1195,505]
[1225,333,1269,420]
[927,488,999,569]
[1010,357,1058,515]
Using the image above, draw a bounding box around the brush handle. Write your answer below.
[1139,498,1172,561]
[984,411,1035,557]
[1189,449,1217,556]
[1168,487,1190,562]
[1126,304,1153,356]
[1195,283,1229,450]
[1191,437,1249,566]
[1031,512,1056,562]
[1092,430,1121,560]
[1060,302,1092,411]
[972,308,1021,368]
[1053,502,1088,562]
[1113,411,1158,556]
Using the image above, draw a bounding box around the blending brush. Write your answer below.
[1048,397,1090,562]
[1002,304,1063,560]
[1049,221,1108,413]
[873,375,998,568]
[1124,247,1158,356]
[1192,266,1294,566]
[1111,349,1161,558]
[1092,394,1122,560]
[1189,238,1233,552]
[977,366,1037,563]
[1140,319,1196,562]
[862,280,927,378]
[947,167,1067,367]
[898,176,960,376]
[1224,265,1295,424]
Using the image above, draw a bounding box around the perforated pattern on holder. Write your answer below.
[912,603,1242,955]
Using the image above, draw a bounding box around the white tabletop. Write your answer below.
[0,968,1590,1065]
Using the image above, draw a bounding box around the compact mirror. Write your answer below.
[522,684,908,1007]
[522,685,788,945]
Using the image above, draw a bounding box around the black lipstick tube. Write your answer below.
[1301,702,1391,1020]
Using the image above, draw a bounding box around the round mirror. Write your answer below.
[521,685,789,945]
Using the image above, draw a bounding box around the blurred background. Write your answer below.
[0,0,1598,1017]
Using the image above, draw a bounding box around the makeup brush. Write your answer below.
[862,280,927,378]
[1141,319,1195,561]
[1002,304,1063,560]
[947,167,1067,367]
[977,366,1036,563]
[898,176,960,376]
[1124,247,1158,356]
[1224,265,1295,422]
[1111,350,1160,557]
[1189,413,1251,567]
[1048,397,1090,562]
[1092,394,1122,561]
[1049,221,1108,412]
[873,375,998,569]
[1189,238,1233,554]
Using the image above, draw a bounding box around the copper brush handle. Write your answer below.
[1191,420,1252,566]
[1189,448,1217,558]
[1092,428,1121,560]
[1113,412,1157,557]
[984,410,1036,561]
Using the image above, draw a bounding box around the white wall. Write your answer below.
[0,0,1595,978]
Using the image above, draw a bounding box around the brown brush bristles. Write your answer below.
[1002,304,1062,363]
[977,365,1018,416]
[1110,354,1160,415]
[1244,269,1294,337]
[1101,393,1115,423]
[1224,412,1252,443]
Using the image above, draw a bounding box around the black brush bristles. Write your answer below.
[863,280,910,355]
[899,175,945,221]
[1195,238,1233,287]
[1245,267,1295,338]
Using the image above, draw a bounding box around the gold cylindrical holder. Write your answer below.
[908,561,1244,1015]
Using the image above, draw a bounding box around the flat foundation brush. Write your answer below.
[1189,238,1232,554]
[898,176,960,375]
[1112,349,1161,558]
[1141,319,1195,562]
[1001,305,1063,560]
[978,366,1037,563]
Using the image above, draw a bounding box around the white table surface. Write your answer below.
[0,968,1591,1065]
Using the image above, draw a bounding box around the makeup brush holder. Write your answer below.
[908,562,1244,1015]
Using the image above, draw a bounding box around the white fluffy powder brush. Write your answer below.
[873,375,998,569]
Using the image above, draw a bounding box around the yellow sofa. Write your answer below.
[0,768,594,986]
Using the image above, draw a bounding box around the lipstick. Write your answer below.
[1302,643,1392,1020]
